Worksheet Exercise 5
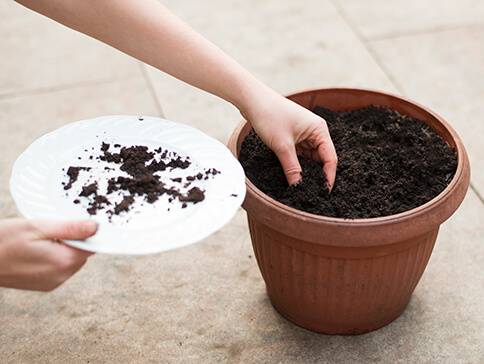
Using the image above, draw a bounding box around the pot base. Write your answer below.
[267,289,409,335]
[249,216,437,335]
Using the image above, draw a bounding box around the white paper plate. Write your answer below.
[10,115,246,255]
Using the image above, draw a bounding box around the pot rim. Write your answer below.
[229,87,470,228]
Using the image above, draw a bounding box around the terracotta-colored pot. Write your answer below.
[228,88,470,335]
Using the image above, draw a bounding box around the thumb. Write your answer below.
[275,144,302,185]
[32,220,98,241]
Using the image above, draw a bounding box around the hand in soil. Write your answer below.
[240,106,457,219]
[240,90,337,188]
[0,219,96,291]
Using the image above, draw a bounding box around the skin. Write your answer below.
[0,219,96,291]
[2,0,338,292]
[15,0,338,187]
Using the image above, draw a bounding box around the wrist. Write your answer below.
[230,76,279,122]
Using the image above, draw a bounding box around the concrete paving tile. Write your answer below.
[369,26,484,195]
[146,0,396,143]
[0,77,160,218]
[1,190,481,363]
[1,1,482,363]
[333,0,484,40]
[0,2,141,97]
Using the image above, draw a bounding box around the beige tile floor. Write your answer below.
[1,1,483,363]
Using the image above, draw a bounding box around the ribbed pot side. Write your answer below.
[249,218,437,334]
[228,88,470,335]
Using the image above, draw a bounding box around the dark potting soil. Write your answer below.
[63,166,91,190]
[63,143,220,218]
[239,105,457,219]
[179,187,205,203]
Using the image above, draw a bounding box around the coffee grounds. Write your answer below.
[64,167,91,190]
[239,105,457,219]
[179,187,205,203]
[75,181,111,215]
[114,196,135,215]
[79,182,98,197]
[64,142,220,218]
[99,145,199,216]
[87,195,110,216]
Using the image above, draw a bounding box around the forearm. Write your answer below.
[16,0,272,113]
[16,0,338,186]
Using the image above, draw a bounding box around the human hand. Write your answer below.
[240,89,338,188]
[0,219,97,291]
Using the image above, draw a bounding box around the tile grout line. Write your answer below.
[330,0,484,206]
[0,76,139,101]
[139,63,164,118]
[329,0,405,93]
[365,23,484,42]
[470,184,484,205]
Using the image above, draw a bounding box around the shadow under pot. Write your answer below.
[227,88,470,335]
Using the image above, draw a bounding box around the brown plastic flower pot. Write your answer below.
[228,88,470,335]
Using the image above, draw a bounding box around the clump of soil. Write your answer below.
[114,196,135,215]
[79,182,98,197]
[179,187,205,203]
[63,167,91,190]
[239,105,457,219]
[98,145,204,216]
[63,143,219,219]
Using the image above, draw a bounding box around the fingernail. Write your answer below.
[289,175,302,186]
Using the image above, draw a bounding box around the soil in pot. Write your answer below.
[239,105,458,218]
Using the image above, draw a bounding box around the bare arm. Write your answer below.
[16,0,337,187]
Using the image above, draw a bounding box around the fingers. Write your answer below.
[50,243,92,275]
[296,144,312,160]
[317,139,338,191]
[0,220,95,291]
[0,234,92,291]
[275,144,302,185]
[31,219,98,242]
[36,243,92,290]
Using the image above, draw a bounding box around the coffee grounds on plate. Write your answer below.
[64,143,220,219]
[64,167,91,190]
